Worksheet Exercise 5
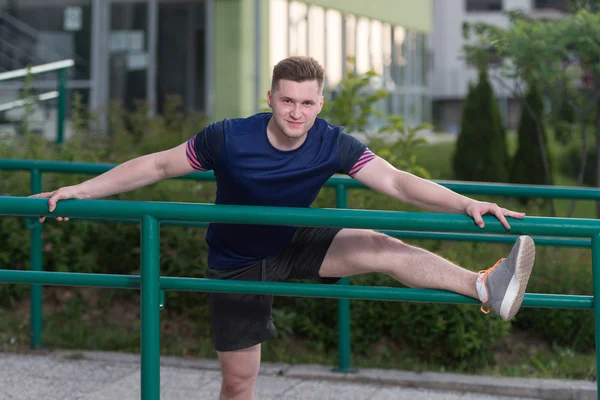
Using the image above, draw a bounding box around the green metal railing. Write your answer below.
[1,158,599,375]
[0,196,597,400]
[0,59,74,144]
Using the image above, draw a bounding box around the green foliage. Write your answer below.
[514,246,595,352]
[554,97,577,145]
[274,270,508,368]
[320,68,388,134]
[452,71,509,183]
[560,139,596,186]
[319,64,431,178]
[462,8,600,198]
[510,83,554,187]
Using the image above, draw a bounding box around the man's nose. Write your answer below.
[290,104,301,118]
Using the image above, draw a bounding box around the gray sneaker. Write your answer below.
[479,236,536,321]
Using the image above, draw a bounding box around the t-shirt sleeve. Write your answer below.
[337,131,376,178]
[185,120,225,171]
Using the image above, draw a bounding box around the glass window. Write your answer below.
[269,0,288,67]
[392,26,405,86]
[382,23,393,90]
[370,20,383,76]
[344,14,356,72]
[289,1,307,56]
[307,5,325,67]
[325,9,342,87]
[355,17,370,74]
[109,2,148,110]
[465,0,503,11]
[533,0,568,11]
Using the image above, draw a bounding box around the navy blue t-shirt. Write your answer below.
[186,112,375,269]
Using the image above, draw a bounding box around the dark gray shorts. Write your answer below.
[205,226,342,352]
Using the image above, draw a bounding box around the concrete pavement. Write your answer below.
[0,350,595,399]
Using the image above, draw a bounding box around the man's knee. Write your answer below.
[219,345,261,397]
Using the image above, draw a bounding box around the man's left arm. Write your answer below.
[352,155,525,230]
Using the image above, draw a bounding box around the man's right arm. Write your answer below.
[74,142,195,200]
[31,120,224,221]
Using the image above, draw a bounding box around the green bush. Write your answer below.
[452,71,509,183]
[513,246,595,352]
[553,98,576,145]
[510,83,554,187]
[559,137,596,186]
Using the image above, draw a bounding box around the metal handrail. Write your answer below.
[0,60,73,143]
[0,90,58,112]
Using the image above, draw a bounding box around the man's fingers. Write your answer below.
[505,209,526,219]
[472,210,484,228]
[28,191,53,199]
[495,209,511,230]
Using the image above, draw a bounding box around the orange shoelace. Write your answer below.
[478,258,505,314]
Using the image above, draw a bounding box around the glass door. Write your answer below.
[108,0,149,111]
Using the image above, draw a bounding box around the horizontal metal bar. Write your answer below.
[53,218,592,248]
[2,159,600,200]
[2,197,599,237]
[0,60,74,81]
[0,270,591,310]
[0,91,58,112]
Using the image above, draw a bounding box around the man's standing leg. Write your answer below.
[206,262,277,400]
[217,345,261,400]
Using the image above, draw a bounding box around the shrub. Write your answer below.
[452,71,509,183]
[554,98,576,145]
[510,83,554,187]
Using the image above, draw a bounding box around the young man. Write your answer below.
[33,56,535,400]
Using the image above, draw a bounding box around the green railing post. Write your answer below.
[333,184,355,372]
[592,233,600,396]
[141,216,161,400]
[30,169,43,349]
[56,68,67,145]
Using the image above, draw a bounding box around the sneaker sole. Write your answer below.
[500,236,536,321]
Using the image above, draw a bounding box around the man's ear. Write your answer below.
[267,89,273,108]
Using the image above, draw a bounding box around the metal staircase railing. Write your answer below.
[0,10,87,76]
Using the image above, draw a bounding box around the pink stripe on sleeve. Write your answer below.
[348,149,376,177]
[186,139,206,171]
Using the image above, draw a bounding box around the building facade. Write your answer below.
[0,0,431,134]
[430,0,567,133]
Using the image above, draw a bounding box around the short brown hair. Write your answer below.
[271,56,325,92]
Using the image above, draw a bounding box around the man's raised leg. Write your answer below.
[318,229,535,321]
[217,344,261,400]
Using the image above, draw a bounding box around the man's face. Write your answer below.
[267,79,324,140]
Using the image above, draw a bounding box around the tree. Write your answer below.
[511,83,553,189]
[452,71,509,182]
[553,91,576,145]
[463,8,600,216]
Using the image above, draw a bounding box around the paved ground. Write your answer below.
[0,350,595,400]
